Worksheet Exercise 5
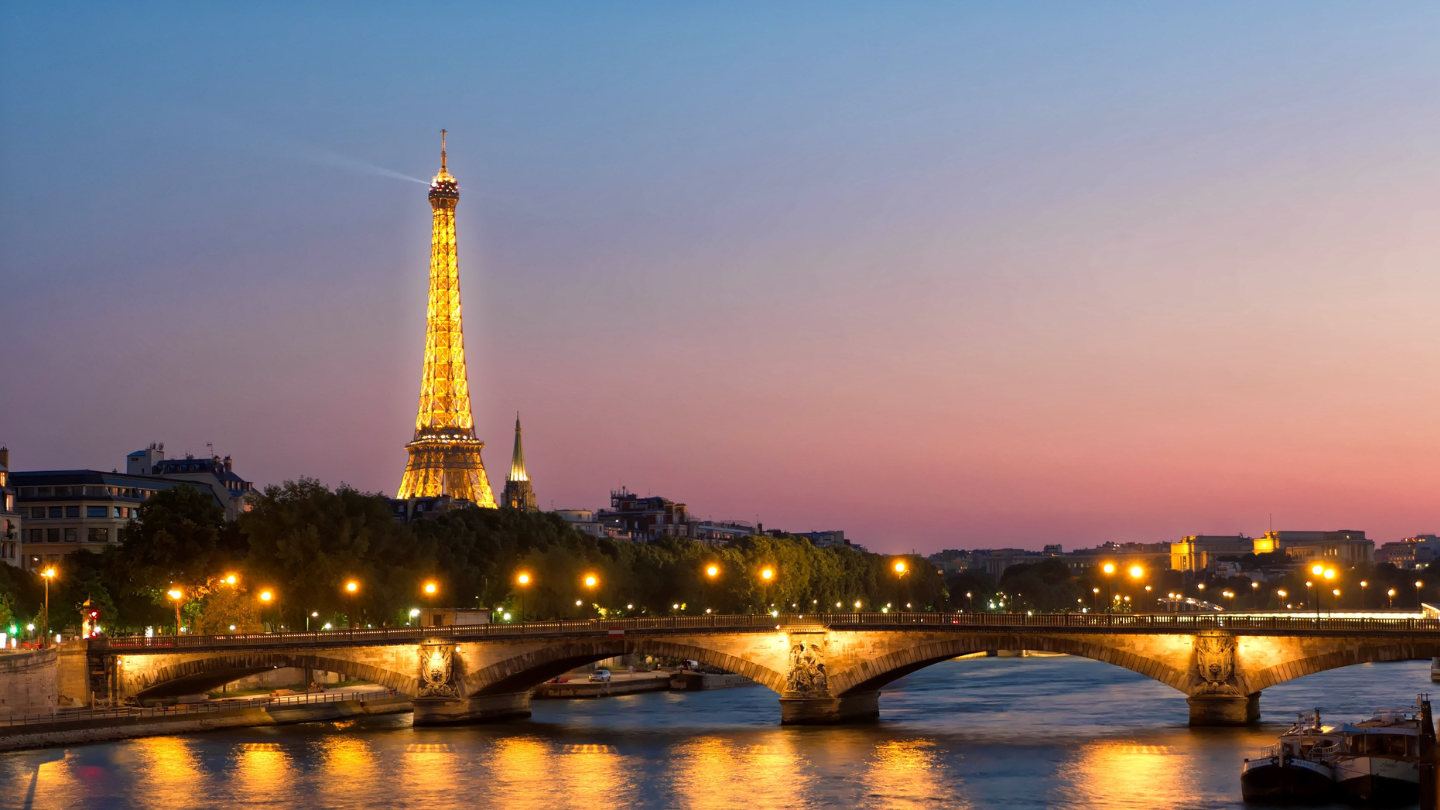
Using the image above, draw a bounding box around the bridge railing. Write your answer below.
[90,611,1440,651]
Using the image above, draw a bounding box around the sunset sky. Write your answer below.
[3,3,1438,553]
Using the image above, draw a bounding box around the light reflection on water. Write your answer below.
[1,657,1431,809]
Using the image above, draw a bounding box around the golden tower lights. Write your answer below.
[397,131,497,506]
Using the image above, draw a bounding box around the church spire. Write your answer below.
[508,413,528,483]
[501,412,538,512]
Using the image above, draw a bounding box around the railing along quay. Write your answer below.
[90,612,1440,652]
[2,688,396,729]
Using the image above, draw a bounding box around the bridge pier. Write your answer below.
[1186,692,1259,726]
[412,692,532,726]
[779,691,879,725]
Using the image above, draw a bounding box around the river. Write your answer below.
[2,656,1432,809]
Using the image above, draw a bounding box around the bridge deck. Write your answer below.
[92,612,1440,654]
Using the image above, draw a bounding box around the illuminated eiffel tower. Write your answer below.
[396,131,496,506]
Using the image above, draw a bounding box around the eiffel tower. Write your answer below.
[396,132,496,506]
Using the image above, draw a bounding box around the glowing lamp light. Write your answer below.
[424,582,438,595]
[167,589,182,601]
[1323,569,1335,580]
[760,568,774,581]
[345,581,358,593]
[259,590,273,603]
[575,600,583,607]
[517,573,531,586]
[409,608,420,618]
[854,600,862,608]
[1129,566,1143,579]
[706,565,719,577]
[583,575,598,588]
[893,561,907,574]
[1312,564,1325,576]
[224,574,237,586]
[1102,563,1115,574]
[503,613,512,621]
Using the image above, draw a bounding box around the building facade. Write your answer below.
[596,488,689,540]
[1259,530,1373,565]
[0,447,20,567]
[14,447,253,571]
[1171,535,1255,573]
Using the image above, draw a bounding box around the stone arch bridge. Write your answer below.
[89,614,1440,726]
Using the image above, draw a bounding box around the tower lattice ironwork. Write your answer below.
[397,131,496,506]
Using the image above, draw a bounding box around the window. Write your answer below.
[32,507,45,519]
[65,506,79,518]
[114,507,123,518]
[87,528,109,543]
[29,529,41,542]
[46,528,59,542]
[64,528,78,542]
[86,505,106,518]
[48,507,61,518]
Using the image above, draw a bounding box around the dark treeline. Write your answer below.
[0,480,946,635]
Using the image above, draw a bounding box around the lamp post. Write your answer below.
[1417,580,1425,610]
[167,587,183,636]
[40,568,57,644]
[259,589,274,632]
[344,581,359,629]
[581,573,598,617]
[1388,588,1396,609]
[1101,563,1115,612]
[1092,587,1100,613]
[1359,580,1367,611]
[1277,589,1288,610]
[1331,589,1340,618]
[422,580,438,627]
[515,572,531,621]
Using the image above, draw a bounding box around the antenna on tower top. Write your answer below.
[440,129,447,171]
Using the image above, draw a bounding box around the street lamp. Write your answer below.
[1277,589,1288,610]
[344,580,359,629]
[224,574,238,586]
[41,568,57,643]
[167,587,183,636]
[894,561,908,575]
[583,574,598,589]
[760,567,774,581]
[259,589,275,632]
[1388,588,1396,609]
[516,572,531,620]
[1360,580,1368,611]
[705,564,720,578]
[1331,589,1340,617]
[1417,580,1425,609]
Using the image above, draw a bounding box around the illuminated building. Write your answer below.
[396,132,496,506]
[501,414,537,512]
[0,447,20,567]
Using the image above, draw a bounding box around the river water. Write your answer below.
[3,656,1433,809]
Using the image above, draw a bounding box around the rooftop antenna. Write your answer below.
[440,129,447,171]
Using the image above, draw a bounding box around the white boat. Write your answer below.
[1241,709,1341,803]
[1333,708,1423,806]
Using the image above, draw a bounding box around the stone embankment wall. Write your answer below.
[0,649,58,714]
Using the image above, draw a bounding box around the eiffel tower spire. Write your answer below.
[396,133,496,506]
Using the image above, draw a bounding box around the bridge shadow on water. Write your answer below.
[2,656,1433,810]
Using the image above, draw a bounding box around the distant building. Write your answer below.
[1067,541,1172,574]
[1375,535,1440,569]
[0,447,20,567]
[1171,535,1254,573]
[555,509,607,538]
[500,415,537,513]
[596,487,689,541]
[796,530,849,549]
[126,443,255,520]
[1259,530,1373,566]
[390,495,469,524]
[692,520,757,544]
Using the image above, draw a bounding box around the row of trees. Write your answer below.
[0,480,947,635]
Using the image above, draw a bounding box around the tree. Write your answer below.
[242,479,421,627]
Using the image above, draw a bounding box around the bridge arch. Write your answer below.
[461,638,787,697]
[1243,639,1440,694]
[125,651,418,703]
[828,633,1191,696]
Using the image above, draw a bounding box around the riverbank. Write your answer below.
[0,690,410,752]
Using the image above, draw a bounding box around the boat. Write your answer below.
[1333,708,1423,806]
[1241,709,1341,803]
